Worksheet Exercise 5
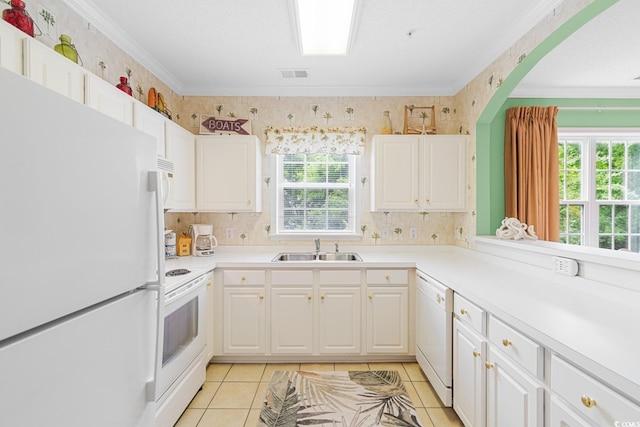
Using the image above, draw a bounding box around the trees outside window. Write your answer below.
[274,153,357,237]
[559,131,640,252]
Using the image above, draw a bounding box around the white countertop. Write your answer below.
[162,244,640,401]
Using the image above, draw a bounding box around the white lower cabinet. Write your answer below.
[453,294,543,427]
[550,354,640,427]
[549,395,592,427]
[486,347,543,427]
[453,317,486,427]
[318,287,361,354]
[366,286,408,353]
[221,269,267,354]
[271,287,314,354]
[204,272,214,363]
[223,287,266,354]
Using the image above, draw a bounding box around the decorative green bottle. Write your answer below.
[54,34,79,64]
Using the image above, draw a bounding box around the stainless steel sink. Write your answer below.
[272,252,317,261]
[317,252,362,261]
[271,252,362,262]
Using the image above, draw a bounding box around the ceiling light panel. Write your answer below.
[295,0,357,55]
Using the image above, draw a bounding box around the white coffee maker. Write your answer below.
[188,224,218,256]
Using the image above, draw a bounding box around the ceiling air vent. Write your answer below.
[280,69,309,79]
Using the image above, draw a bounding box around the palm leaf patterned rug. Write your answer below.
[258,370,423,427]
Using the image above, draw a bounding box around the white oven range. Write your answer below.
[155,271,209,427]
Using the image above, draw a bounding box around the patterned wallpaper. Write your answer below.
[16,0,592,247]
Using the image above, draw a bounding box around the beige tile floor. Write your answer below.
[175,362,463,427]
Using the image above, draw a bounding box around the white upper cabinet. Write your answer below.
[0,20,25,74]
[165,120,196,211]
[371,135,467,212]
[23,38,86,103]
[133,100,166,157]
[84,74,134,126]
[195,135,262,212]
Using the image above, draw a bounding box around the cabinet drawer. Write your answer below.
[366,269,408,285]
[223,270,266,286]
[551,355,640,425]
[271,270,314,286]
[319,270,361,286]
[488,315,542,378]
[453,293,485,334]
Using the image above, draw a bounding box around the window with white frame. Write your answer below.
[265,126,366,239]
[559,131,640,252]
[274,153,357,237]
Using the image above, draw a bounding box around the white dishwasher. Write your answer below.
[416,271,453,406]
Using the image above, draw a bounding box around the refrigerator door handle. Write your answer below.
[145,170,166,401]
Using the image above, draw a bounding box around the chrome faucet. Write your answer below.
[314,238,320,253]
[334,242,339,253]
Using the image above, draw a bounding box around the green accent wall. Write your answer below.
[475,0,624,235]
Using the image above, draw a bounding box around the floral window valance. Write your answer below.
[265,126,366,155]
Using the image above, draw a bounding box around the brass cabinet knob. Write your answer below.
[460,308,468,315]
[206,281,212,287]
[320,295,325,300]
[485,362,494,369]
[385,275,391,280]
[425,198,430,203]
[502,339,512,347]
[581,395,596,408]
[369,295,373,300]
[307,295,312,300]
[414,198,419,203]
[472,350,481,358]
[241,276,246,281]
[259,295,264,300]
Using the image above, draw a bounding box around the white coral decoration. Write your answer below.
[496,217,538,241]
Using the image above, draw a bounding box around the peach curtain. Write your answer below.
[504,106,560,241]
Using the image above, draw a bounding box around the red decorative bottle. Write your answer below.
[2,0,35,37]
[116,76,133,96]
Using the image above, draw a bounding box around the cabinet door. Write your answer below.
[133,101,166,157]
[371,135,420,211]
[453,318,486,427]
[223,287,266,354]
[84,74,134,126]
[204,273,214,362]
[0,19,24,74]
[271,288,313,354]
[165,120,196,211]
[421,135,466,211]
[486,347,543,427]
[23,38,86,103]
[366,286,408,353]
[196,136,261,212]
[549,395,592,427]
[318,287,361,354]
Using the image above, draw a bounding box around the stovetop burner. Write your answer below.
[166,268,191,277]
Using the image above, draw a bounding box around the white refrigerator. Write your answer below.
[0,67,164,426]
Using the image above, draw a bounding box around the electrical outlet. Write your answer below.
[225,228,234,240]
[381,228,389,239]
[409,228,418,239]
[552,256,578,276]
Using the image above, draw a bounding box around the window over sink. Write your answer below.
[265,126,365,239]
